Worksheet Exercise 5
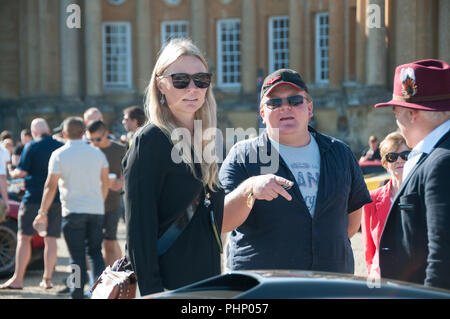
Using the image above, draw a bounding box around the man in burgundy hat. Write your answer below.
[374,59,450,289]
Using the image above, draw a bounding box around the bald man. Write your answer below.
[1,118,63,290]
[82,107,118,144]
[83,107,103,126]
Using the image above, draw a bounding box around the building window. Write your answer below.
[216,19,241,88]
[268,16,289,74]
[103,22,132,89]
[161,21,189,47]
[315,12,329,83]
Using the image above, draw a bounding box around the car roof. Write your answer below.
[146,270,450,299]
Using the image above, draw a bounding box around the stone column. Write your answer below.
[329,0,345,87]
[366,0,387,86]
[61,0,81,97]
[415,0,432,60]
[38,0,48,94]
[355,0,366,84]
[136,0,152,95]
[438,0,450,62]
[303,0,312,83]
[289,0,303,74]
[18,0,27,97]
[25,0,39,96]
[84,0,102,97]
[191,0,206,54]
[241,0,256,94]
[394,0,416,66]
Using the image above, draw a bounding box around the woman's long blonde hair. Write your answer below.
[144,38,220,190]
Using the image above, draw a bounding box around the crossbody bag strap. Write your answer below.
[157,190,202,256]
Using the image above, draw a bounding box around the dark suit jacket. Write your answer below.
[379,129,450,290]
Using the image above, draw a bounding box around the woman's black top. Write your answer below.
[122,124,224,296]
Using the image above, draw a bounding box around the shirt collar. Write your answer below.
[260,126,333,155]
[67,139,88,145]
[412,119,450,155]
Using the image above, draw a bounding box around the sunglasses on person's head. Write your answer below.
[385,150,411,163]
[264,95,305,110]
[159,72,212,89]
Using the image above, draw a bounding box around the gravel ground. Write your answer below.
[0,221,366,299]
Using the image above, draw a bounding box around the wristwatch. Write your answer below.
[38,210,48,216]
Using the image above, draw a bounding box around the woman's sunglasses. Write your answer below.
[265,95,305,110]
[385,150,411,163]
[159,72,212,89]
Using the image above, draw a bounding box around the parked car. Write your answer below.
[359,160,390,191]
[143,270,450,299]
[0,179,45,278]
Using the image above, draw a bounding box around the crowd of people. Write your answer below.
[0,38,449,298]
[0,106,146,298]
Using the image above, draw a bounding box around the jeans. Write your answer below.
[62,213,105,299]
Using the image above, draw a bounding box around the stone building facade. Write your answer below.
[0,0,449,153]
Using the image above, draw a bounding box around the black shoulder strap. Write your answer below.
[157,190,202,256]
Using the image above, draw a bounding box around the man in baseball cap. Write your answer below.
[375,59,450,289]
[219,69,371,274]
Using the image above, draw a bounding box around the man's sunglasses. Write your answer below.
[87,135,104,143]
[264,95,305,110]
[159,72,212,89]
[385,150,411,163]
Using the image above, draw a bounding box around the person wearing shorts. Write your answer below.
[18,202,61,237]
[0,118,63,290]
[86,120,126,266]
[103,207,121,241]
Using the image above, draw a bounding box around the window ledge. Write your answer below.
[215,85,242,93]
[103,87,136,95]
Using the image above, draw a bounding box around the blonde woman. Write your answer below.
[122,39,224,296]
[361,132,411,279]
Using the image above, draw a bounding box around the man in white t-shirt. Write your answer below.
[33,117,110,299]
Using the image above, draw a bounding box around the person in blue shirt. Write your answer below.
[0,118,63,290]
[219,69,371,274]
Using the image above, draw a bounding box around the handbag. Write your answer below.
[90,256,137,299]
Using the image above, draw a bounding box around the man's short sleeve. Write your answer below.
[0,148,10,175]
[101,151,109,169]
[219,144,249,195]
[48,152,61,175]
[17,143,32,172]
[0,156,6,175]
[1,147,11,163]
